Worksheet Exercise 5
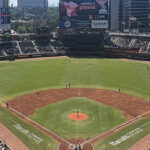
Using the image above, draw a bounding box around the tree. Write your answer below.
[17,26,27,33]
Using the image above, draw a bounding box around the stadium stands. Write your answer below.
[34,40,53,53]
[0,39,64,58]
[104,36,150,54]
[0,42,20,56]
[0,34,150,60]
[19,41,37,54]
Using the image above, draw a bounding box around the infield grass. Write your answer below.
[0,106,58,150]
[0,58,150,103]
[0,58,150,149]
[29,97,128,139]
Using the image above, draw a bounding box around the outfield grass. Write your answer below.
[0,58,150,103]
[94,116,150,150]
[29,97,128,139]
[0,106,58,150]
[0,58,150,149]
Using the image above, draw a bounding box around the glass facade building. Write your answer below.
[21,0,45,7]
[0,0,10,31]
[0,0,9,8]
[120,0,150,33]
[18,0,48,11]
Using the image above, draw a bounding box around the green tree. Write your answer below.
[17,26,27,33]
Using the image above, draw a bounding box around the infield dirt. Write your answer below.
[9,88,150,118]
[7,88,150,150]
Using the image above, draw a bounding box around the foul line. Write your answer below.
[3,104,72,146]
[3,104,150,149]
[82,110,150,145]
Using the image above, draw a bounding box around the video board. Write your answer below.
[59,0,108,29]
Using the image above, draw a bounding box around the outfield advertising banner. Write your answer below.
[59,0,108,29]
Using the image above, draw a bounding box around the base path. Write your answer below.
[8,88,150,150]
[0,123,29,150]
[9,88,150,118]
[128,133,150,150]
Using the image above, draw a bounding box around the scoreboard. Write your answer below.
[59,0,108,29]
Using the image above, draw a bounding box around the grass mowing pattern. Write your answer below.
[94,116,150,150]
[29,97,128,140]
[0,58,150,102]
[0,58,150,149]
[0,107,58,150]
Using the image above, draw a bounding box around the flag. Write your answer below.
[121,21,126,25]
[130,17,137,21]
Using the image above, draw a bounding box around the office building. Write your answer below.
[0,0,10,31]
[18,0,48,11]
[109,0,120,31]
[0,0,9,9]
[120,0,150,33]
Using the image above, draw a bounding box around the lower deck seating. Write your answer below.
[0,42,20,56]
[19,42,37,54]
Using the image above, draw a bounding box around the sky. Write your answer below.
[10,0,59,6]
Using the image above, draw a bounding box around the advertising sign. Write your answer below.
[59,0,108,29]
[91,20,108,28]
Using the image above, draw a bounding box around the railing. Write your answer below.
[109,32,150,37]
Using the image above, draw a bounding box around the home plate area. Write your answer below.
[0,140,11,150]
[8,88,150,150]
[59,139,94,150]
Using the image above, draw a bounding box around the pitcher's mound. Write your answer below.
[69,113,88,121]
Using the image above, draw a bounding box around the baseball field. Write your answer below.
[0,57,150,150]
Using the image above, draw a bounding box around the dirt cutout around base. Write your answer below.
[69,113,88,121]
[59,138,93,150]
[9,88,150,118]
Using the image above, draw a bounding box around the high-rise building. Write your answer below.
[109,0,120,31]
[120,0,150,33]
[18,0,48,11]
[0,0,9,8]
[0,0,10,31]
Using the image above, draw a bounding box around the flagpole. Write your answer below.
[137,22,140,33]
[121,21,122,32]
[129,0,131,32]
